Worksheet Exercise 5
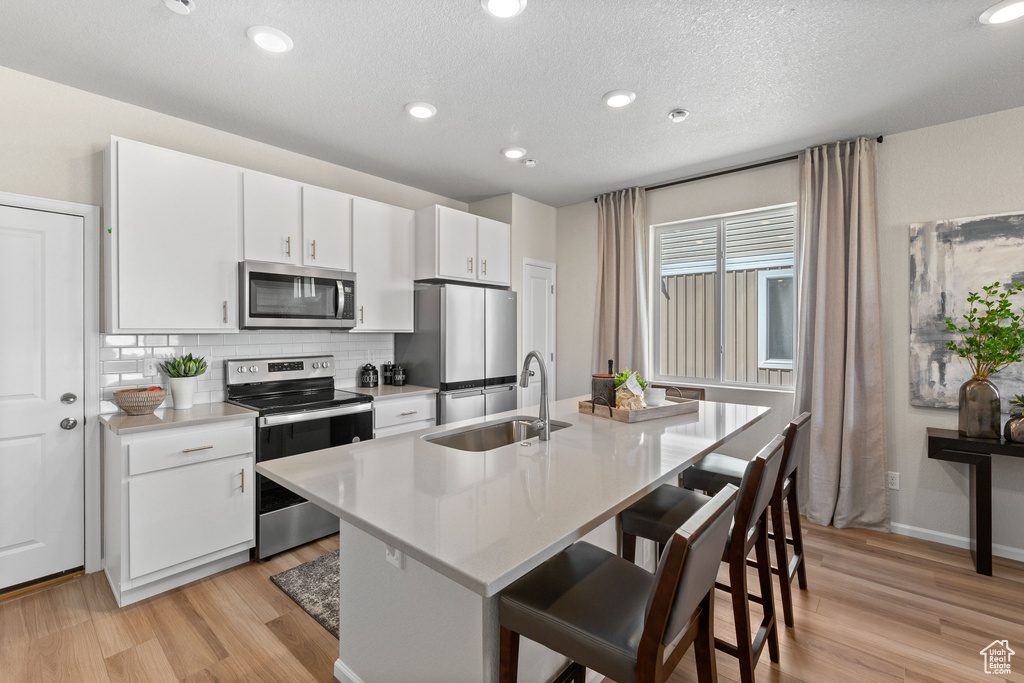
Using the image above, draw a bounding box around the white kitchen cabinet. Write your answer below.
[243,171,302,265]
[302,185,353,271]
[103,420,255,607]
[372,394,436,438]
[414,205,511,286]
[476,216,512,285]
[352,197,415,332]
[104,137,241,333]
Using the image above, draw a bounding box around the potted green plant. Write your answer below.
[1005,394,1024,443]
[945,281,1024,438]
[161,353,208,410]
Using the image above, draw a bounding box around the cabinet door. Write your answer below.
[352,198,414,332]
[116,140,240,331]
[128,454,254,579]
[243,171,301,264]
[302,185,353,271]
[436,206,479,281]
[476,217,511,286]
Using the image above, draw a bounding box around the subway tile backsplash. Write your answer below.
[100,330,394,414]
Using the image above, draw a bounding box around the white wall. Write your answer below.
[555,162,799,458]
[877,105,1024,558]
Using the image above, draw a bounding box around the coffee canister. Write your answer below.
[381,361,394,385]
[591,373,615,407]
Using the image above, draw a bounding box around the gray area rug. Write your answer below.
[270,550,340,639]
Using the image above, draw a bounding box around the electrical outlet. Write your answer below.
[888,471,900,490]
[384,544,404,569]
[143,359,160,377]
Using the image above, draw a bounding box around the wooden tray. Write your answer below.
[578,396,699,423]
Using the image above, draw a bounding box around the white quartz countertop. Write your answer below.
[257,396,769,597]
[347,384,438,400]
[100,402,257,435]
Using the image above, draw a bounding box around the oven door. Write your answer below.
[240,260,356,329]
[255,403,372,516]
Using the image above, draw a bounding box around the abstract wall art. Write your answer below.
[909,211,1024,410]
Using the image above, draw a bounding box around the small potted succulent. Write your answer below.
[161,353,208,410]
[1005,394,1024,443]
[945,281,1024,438]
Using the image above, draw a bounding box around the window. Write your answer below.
[652,204,796,387]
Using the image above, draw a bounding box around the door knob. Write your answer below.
[60,417,78,430]
[60,392,77,405]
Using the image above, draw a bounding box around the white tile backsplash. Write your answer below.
[99,329,394,414]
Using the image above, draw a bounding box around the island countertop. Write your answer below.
[257,396,769,597]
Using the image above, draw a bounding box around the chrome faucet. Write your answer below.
[519,350,550,441]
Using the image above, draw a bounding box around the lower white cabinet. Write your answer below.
[103,420,255,606]
[372,394,436,438]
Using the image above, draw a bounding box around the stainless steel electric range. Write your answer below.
[225,354,372,559]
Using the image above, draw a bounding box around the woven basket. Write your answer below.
[114,388,167,416]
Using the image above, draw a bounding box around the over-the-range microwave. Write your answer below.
[239,260,357,329]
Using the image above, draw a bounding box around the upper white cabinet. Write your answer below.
[242,171,301,265]
[243,173,354,271]
[104,137,241,333]
[302,185,353,271]
[414,205,511,286]
[352,197,415,332]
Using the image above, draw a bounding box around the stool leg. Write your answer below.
[694,589,718,683]
[769,492,794,627]
[499,626,519,683]
[622,532,637,563]
[754,516,780,663]
[727,547,756,683]
[787,470,808,590]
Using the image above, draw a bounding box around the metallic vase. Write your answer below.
[958,377,1001,439]
[1004,413,1024,443]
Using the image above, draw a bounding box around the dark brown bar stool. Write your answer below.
[498,485,739,683]
[680,413,811,627]
[620,436,785,683]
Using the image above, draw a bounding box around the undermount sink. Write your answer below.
[425,415,571,452]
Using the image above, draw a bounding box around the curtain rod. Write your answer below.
[594,135,884,202]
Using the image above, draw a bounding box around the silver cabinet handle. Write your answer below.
[359,306,364,324]
[223,301,228,323]
[399,411,418,416]
[286,236,292,257]
[312,239,316,260]
[60,417,78,430]
[182,445,214,453]
[468,256,473,273]
[241,468,245,493]
[482,259,487,275]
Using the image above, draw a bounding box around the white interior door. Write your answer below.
[0,204,85,589]
[521,260,556,408]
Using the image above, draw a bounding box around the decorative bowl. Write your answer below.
[113,387,167,415]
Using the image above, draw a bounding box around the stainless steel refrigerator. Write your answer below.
[396,284,518,424]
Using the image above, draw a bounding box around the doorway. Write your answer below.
[521,259,556,408]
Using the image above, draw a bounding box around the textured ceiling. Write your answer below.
[1,1,1022,207]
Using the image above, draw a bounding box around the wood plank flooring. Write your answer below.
[1,525,1022,682]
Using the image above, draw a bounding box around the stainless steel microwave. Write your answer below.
[239,261,357,329]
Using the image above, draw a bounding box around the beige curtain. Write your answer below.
[794,138,889,532]
[594,187,649,378]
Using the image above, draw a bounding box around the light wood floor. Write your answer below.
[1,524,1022,682]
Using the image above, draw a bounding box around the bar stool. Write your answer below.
[498,485,739,683]
[620,436,785,683]
[680,413,811,627]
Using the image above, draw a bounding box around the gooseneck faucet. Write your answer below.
[519,350,550,441]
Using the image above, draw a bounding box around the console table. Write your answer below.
[926,427,1024,575]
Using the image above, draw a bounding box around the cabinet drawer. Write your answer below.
[129,454,254,579]
[128,423,254,476]
[374,418,435,440]
[373,395,436,429]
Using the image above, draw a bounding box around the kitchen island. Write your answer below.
[257,396,769,683]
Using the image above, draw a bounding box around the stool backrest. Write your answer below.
[643,484,738,648]
[735,434,786,542]
[783,412,812,479]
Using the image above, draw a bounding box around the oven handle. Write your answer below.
[259,402,371,427]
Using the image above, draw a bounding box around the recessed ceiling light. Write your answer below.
[980,0,1024,23]
[522,159,538,168]
[405,102,437,119]
[669,109,690,123]
[501,147,526,159]
[164,0,194,15]
[481,0,527,18]
[604,90,636,108]
[247,26,293,53]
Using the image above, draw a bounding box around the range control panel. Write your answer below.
[225,355,336,385]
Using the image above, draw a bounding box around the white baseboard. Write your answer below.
[890,522,1024,563]
[334,658,365,683]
